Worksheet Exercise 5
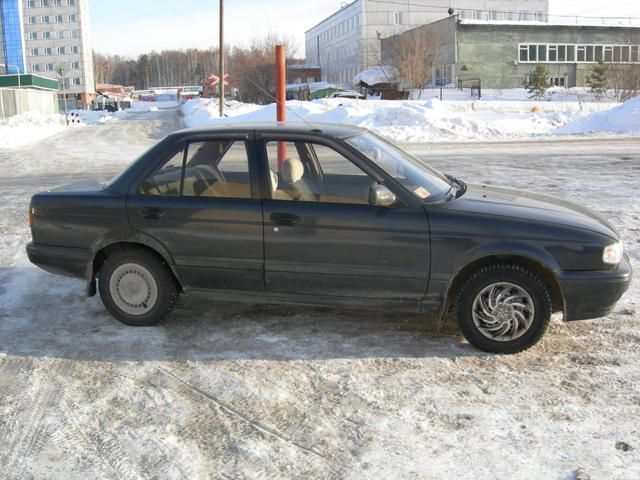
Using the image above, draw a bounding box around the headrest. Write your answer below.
[281,157,305,184]
[269,170,278,191]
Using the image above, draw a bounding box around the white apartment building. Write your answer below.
[305,0,550,85]
[0,0,94,104]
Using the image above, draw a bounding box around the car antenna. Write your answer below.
[244,77,322,131]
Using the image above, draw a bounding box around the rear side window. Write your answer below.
[139,148,184,196]
[139,140,252,199]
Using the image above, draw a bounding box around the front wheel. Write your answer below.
[98,249,179,326]
[455,265,552,354]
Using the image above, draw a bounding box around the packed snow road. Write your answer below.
[0,110,638,479]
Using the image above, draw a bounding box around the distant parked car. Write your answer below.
[26,124,631,353]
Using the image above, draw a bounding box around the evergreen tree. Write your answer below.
[524,64,551,100]
[587,61,608,101]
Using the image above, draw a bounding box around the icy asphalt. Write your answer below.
[0,109,638,479]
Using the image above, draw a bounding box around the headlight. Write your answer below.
[603,242,623,265]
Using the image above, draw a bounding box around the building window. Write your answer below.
[72,78,82,86]
[43,47,52,55]
[519,43,640,64]
[54,15,63,23]
[41,0,49,6]
[71,61,80,69]
[41,15,50,23]
[70,46,79,54]
[535,12,545,22]
[42,31,51,39]
[55,31,65,39]
[488,11,497,21]
[505,11,513,21]
[68,14,77,22]
[459,10,465,19]
[30,48,39,56]
[57,47,66,54]
[32,64,41,72]
[71,29,80,38]
[473,10,481,20]
[393,12,403,25]
[68,0,76,5]
[53,0,62,5]
[519,12,528,21]
[519,45,528,62]
[28,32,38,40]
[550,76,566,87]
[27,0,36,8]
[27,16,37,24]
[44,63,54,71]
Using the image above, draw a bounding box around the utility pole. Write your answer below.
[219,0,224,118]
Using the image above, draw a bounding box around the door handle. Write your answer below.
[139,207,165,220]
[270,212,301,226]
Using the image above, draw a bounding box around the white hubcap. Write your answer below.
[109,263,158,316]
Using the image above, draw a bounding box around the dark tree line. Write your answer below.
[93,34,299,104]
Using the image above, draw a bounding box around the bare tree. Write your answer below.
[91,33,300,103]
[608,64,640,102]
[386,29,440,97]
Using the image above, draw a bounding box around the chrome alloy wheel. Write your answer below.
[471,282,535,342]
[109,263,159,316]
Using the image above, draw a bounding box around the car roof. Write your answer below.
[170,122,368,139]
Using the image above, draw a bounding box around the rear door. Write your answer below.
[128,133,264,291]
[258,135,430,300]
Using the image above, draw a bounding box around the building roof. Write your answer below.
[0,74,59,91]
[458,18,640,29]
[305,0,360,33]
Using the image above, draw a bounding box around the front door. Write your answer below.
[260,137,430,300]
[128,135,264,291]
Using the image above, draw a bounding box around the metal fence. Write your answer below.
[0,88,59,120]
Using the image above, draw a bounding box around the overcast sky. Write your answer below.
[91,0,640,58]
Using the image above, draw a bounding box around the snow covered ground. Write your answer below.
[180,96,639,143]
[0,108,638,479]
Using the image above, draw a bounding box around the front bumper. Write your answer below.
[557,254,633,321]
[26,242,91,280]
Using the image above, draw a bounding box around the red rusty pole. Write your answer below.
[275,44,287,171]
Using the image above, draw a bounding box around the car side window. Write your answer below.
[266,140,373,205]
[182,140,252,199]
[139,140,252,199]
[139,148,185,196]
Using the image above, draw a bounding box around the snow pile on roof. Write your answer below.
[0,111,67,149]
[555,96,640,135]
[353,66,397,86]
[180,97,623,143]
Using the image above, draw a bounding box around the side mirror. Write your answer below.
[369,184,397,207]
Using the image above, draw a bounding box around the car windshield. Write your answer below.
[344,132,454,200]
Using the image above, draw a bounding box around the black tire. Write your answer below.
[98,248,179,326]
[455,264,552,354]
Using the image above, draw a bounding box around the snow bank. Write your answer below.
[556,96,640,135]
[129,100,180,112]
[0,112,67,149]
[179,97,624,143]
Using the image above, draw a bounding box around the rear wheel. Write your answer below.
[455,264,552,354]
[98,249,179,326]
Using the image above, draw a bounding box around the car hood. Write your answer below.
[450,184,618,240]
